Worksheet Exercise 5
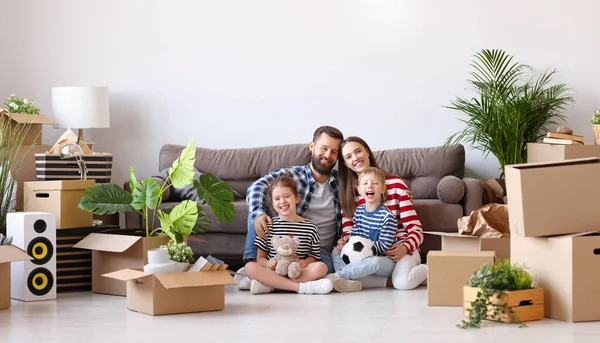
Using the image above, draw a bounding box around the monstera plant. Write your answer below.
[77,139,235,243]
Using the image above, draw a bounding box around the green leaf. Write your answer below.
[193,207,211,234]
[169,139,196,189]
[194,173,235,223]
[157,210,176,242]
[132,177,161,211]
[169,200,198,237]
[78,184,134,215]
[129,166,138,193]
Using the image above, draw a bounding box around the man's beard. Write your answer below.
[311,154,335,175]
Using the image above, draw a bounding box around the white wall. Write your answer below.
[2,0,599,186]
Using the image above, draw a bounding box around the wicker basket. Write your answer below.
[593,125,600,145]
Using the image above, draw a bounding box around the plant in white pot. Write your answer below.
[162,240,194,272]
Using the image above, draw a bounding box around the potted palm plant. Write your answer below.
[444,49,574,177]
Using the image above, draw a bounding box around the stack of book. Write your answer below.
[542,132,584,145]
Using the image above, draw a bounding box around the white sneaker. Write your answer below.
[238,277,251,290]
[250,280,274,295]
[301,278,333,294]
[326,273,362,292]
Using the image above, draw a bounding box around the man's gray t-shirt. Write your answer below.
[304,181,337,255]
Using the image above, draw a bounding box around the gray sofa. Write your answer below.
[125,143,482,265]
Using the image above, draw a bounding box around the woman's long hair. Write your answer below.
[338,136,381,219]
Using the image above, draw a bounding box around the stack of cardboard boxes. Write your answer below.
[505,151,600,322]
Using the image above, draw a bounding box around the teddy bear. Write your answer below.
[271,234,301,279]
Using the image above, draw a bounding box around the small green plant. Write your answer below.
[0,233,13,245]
[4,94,40,114]
[459,259,534,329]
[162,240,194,263]
[591,109,600,125]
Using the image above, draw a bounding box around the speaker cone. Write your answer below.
[27,237,54,265]
[33,219,47,233]
[27,268,54,296]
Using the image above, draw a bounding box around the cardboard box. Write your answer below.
[35,153,113,184]
[0,112,57,145]
[0,245,32,310]
[23,180,95,229]
[511,232,600,322]
[103,268,237,316]
[427,251,495,306]
[11,144,52,210]
[527,142,600,163]
[73,232,171,296]
[505,158,600,237]
[424,232,510,262]
[463,286,544,323]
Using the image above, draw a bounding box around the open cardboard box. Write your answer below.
[73,229,171,296]
[424,232,510,261]
[0,245,32,310]
[0,112,57,145]
[103,259,237,315]
[505,157,600,237]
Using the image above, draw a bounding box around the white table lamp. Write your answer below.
[51,86,110,143]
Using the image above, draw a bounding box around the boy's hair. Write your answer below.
[268,173,299,198]
[312,125,343,142]
[358,167,388,202]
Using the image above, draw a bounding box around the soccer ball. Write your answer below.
[340,236,376,265]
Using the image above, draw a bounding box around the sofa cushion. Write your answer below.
[413,199,462,232]
[200,199,249,234]
[437,175,465,204]
[374,145,465,199]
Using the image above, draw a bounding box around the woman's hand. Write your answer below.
[336,236,350,252]
[266,259,277,270]
[384,244,408,262]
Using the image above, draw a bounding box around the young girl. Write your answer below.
[328,167,398,292]
[337,136,427,290]
[243,174,334,295]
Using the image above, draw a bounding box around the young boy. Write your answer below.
[328,167,398,292]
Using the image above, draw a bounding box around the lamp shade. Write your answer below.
[51,86,110,129]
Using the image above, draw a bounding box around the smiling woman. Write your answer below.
[337,136,427,291]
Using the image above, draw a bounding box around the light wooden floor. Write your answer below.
[1,286,599,343]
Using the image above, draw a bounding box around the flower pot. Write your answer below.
[463,286,544,323]
[171,261,190,273]
[593,125,600,145]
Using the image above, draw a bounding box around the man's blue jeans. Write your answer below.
[243,215,258,263]
[243,215,335,274]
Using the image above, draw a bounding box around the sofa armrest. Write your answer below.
[462,177,483,216]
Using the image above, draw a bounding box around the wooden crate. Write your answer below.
[35,153,113,183]
[56,225,119,292]
[463,286,544,323]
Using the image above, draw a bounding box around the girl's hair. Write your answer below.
[268,173,299,198]
[339,136,383,218]
[358,167,388,203]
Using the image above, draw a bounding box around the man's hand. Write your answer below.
[254,215,273,239]
[384,244,408,262]
[336,236,350,252]
[266,259,277,270]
